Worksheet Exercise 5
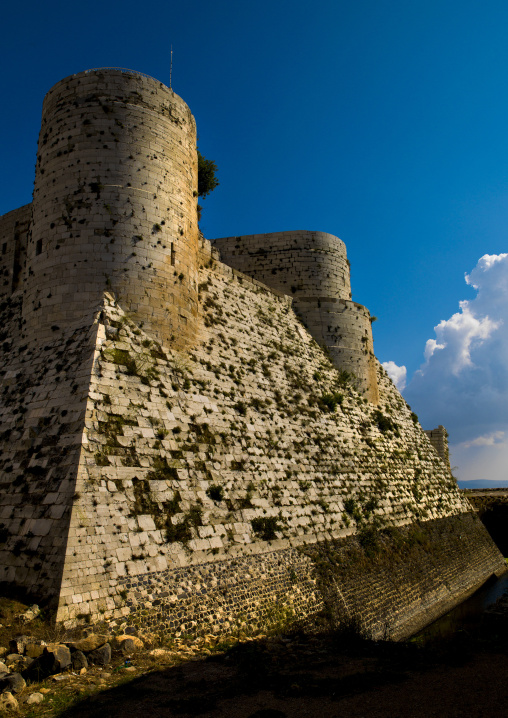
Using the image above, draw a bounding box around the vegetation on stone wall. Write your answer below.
[303,513,498,639]
[0,249,474,626]
[197,149,219,221]
[197,151,219,198]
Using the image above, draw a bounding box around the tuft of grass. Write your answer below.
[318,392,344,413]
[109,348,138,376]
[251,516,280,541]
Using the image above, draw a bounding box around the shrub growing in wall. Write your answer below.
[197,151,219,198]
[251,516,280,541]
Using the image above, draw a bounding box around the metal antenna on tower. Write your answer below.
[170,45,173,89]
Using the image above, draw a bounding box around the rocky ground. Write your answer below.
[1,597,508,717]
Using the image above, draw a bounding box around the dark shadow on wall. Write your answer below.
[0,298,97,613]
[465,492,508,557]
[478,505,508,556]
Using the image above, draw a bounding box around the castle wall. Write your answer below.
[2,252,499,632]
[22,69,199,349]
[0,70,505,640]
[295,297,378,402]
[0,294,98,603]
[0,205,31,300]
[212,231,378,403]
[0,230,504,637]
[212,231,352,300]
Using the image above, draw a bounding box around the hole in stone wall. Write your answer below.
[171,242,176,266]
[1,243,6,255]
[36,239,43,256]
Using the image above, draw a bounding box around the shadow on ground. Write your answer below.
[58,628,508,718]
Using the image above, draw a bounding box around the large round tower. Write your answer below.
[23,68,199,348]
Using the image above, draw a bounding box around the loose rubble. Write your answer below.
[0,610,246,716]
[0,691,18,712]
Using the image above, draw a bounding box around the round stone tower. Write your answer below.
[212,231,379,403]
[23,68,199,348]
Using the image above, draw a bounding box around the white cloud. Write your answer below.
[423,338,445,362]
[425,305,499,375]
[404,254,508,478]
[457,430,505,449]
[465,253,508,287]
[382,361,407,390]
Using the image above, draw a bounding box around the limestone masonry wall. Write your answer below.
[0,259,503,635]
[0,295,97,604]
[23,69,199,349]
[212,231,352,300]
[0,68,505,639]
[212,232,378,403]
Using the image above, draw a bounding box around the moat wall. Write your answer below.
[0,68,505,638]
[0,240,504,634]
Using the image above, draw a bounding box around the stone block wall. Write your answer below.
[0,294,98,603]
[303,511,504,640]
[0,205,30,300]
[212,231,352,300]
[212,231,378,402]
[22,69,199,349]
[0,70,505,640]
[296,297,378,402]
[0,247,495,623]
[0,234,504,637]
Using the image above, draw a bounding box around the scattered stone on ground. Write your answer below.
[87,643,111,666]
[0,672,26,694]
[0,690,18,712]
[112,634,144,653]
[71,651,88,671]
[16,606,40,624]
[1,594,508,716]
[26,691,44,704]
[70,635,110,653]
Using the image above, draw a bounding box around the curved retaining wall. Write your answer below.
[212,231,378,402]
[23,69,199,349]
[298,297,379,402]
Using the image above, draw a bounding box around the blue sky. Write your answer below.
[2,0,508,485]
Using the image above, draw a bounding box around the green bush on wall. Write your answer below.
[251,516,280,541]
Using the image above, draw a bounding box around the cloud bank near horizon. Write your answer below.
[385,253,508,484]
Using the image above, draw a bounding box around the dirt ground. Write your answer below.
[3,596,508,718]
[60,631,508,718]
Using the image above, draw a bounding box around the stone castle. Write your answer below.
[0,68,504,638]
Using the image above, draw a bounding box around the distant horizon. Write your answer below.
[458,479,508,489]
